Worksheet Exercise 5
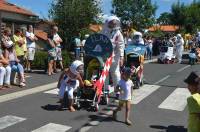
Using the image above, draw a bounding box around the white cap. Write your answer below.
[177,34,182,38]
[69,60,84,75]
[106,16,120,23]
[134,31,142,37]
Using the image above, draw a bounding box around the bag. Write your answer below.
[48,49,56,57]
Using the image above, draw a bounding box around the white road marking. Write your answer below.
[0,115,26,130]
[44,89,59,95]
[32,123,71,132]
[0,82,57,103]
[176,65,191,72]
[158,88,190,111]
[154,75,170,85]
[78,108,116,132]
[132,85,160,104]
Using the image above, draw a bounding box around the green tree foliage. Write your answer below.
[49,0,101,50]
[157,12,172,25]
[111,0,157,31]
[170,0,200,33]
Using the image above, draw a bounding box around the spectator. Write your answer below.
[74,33,81,59]
[26,25,38,72]
[47,29,56,76]
[21,27,27,70]
[1,28,13,88]
[146,36,153,60]
[0,49,11,89]
[184,72,200,132]
[3,41,26,87]
[52,25,63,72]
[13,28,25,66]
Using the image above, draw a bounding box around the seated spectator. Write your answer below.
[3,41,26,87]
[0,48,11,89]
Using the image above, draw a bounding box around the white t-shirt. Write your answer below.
[118,79,133,101]
[26,31,36,48]
[53,33,62,47]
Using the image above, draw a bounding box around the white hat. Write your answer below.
[106,16,120,23]
[4,40,13,48]
[134,31,142,37]
[177,34,182,38]
[69,60,84,75]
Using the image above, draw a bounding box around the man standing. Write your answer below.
[101,16,125,96]
[53,25,63,72]
[26,25,38,72]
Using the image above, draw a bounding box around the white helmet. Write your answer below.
[69,60,84,75]
[177,34,182,38]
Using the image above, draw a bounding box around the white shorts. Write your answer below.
[27,48,35,61]
[54,47,62,61]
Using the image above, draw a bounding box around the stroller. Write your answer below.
[158,41,175,64]
[125,43,146,89]
[74,34,113,111]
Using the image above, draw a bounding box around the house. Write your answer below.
[35,19,55,32]
[0,0,39,38]
[148,25,179,33]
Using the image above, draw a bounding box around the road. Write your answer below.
[0,61,198,132]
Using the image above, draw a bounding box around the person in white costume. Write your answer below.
[57,60,84,112]
[101,16,125,94]
[132,31,144,45]
[175,34,184,63]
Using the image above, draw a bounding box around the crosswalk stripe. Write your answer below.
[44,89,59,95]
[158,88,190,111]
[131,85,160,104]
[0,115,26,130]
[32,123,72,132]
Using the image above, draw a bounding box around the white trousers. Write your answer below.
[59,79,79,99]
[0,66,11,85]
[176,46,184,63]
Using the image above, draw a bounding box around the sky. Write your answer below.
[7,0,193,19]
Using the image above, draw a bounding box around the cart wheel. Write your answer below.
[92,104,99,112]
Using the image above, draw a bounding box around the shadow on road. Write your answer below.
[41,104,61,111]
[150,125,187,132]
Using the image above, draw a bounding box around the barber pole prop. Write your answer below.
[95,53,113,101]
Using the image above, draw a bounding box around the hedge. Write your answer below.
[32,50,71,70]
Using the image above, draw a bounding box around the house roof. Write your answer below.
[0,0,37,16]
[89,24,102,32]
[148,25,179,32]
[35,30,47,41]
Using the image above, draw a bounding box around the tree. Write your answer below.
[170,1,187,27]
[111,0,157,31]
[49,0,101,50]
[157,12,172,25]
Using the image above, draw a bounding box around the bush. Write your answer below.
[32,50,71,69]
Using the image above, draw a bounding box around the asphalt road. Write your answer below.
[0,61,199,132]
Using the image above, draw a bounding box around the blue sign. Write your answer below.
[125,44,146,56]
[84,34,113,60]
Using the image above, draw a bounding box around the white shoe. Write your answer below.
[19,82,26,87]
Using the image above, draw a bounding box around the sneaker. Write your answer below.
[19,82,26,87]
[125,120,132,126]
[4,84,11,88]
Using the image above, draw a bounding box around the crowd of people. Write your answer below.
[0,25,66,89]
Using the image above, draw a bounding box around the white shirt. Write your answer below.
[118,79,133,101]
[26,31,36,48]
[53,33,62,47]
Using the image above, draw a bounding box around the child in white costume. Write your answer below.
[57,60,84,112]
